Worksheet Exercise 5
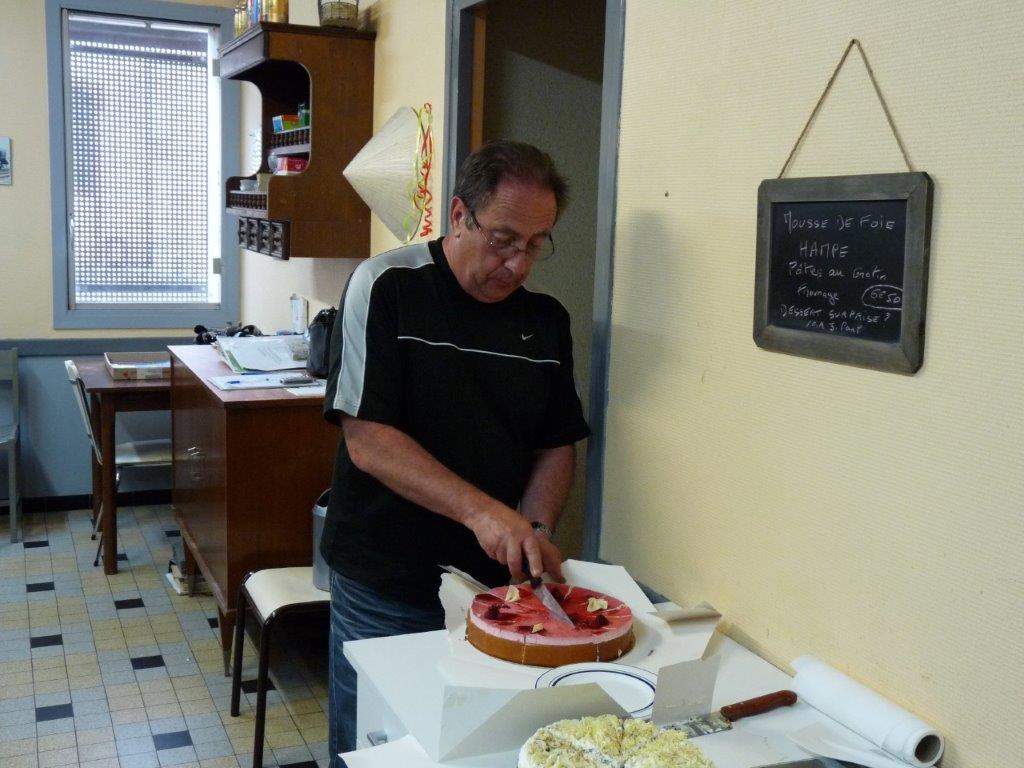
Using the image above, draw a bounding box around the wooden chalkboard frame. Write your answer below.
[754,172,933,374]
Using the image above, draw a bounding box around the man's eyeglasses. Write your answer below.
[467,209,555,262]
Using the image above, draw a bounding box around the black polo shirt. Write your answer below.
[320,238,590,606]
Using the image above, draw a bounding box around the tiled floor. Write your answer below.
[1,506,330,768]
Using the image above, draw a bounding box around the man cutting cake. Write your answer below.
[320,141,591,761]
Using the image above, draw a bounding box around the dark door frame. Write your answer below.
[443,0,625,561]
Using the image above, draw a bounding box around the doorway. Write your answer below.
[444,0,624,560]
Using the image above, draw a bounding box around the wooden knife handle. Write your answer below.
[719,690,797,722]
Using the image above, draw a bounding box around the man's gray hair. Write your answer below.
[452,140,568,219]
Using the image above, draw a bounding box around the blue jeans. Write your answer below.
[329,570,445,765]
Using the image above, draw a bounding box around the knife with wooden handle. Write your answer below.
[667,690,798,737]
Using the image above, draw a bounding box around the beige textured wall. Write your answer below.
[0,1,55,338]
[0,0,235,339]
[240,0,446,330]
[604,2,1023,767]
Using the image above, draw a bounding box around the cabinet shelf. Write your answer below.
[227,191,268,213]
[220,22,374,259]
[269,126,310,152]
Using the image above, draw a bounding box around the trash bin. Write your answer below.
[312,489,330,591]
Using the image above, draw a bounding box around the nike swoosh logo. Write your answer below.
[521,333,534,341]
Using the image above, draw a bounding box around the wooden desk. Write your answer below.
[169,345,339,666]
[73,358,171,575]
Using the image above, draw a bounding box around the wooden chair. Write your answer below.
[64,360,172,565]
[230,567,329,768]
[0,348,20,543]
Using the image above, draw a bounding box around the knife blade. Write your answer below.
[666,690,797,737]
[529,576,575,627]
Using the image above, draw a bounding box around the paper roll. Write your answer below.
[791,655,944,767]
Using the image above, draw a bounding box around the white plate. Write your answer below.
[535,662,658,719]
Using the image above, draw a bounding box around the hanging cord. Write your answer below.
[779,39,914,178]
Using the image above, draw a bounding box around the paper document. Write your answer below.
[210,373,321,391]
[215,336,308,372]
[287,381,327,396]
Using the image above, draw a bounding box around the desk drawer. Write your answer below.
[171,360,228,606]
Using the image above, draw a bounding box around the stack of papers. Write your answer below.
[214,336,308,373]
[208,336,324,393]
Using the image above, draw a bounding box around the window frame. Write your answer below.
[45,0,240,329]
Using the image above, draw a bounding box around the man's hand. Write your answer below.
[465,503,564,583]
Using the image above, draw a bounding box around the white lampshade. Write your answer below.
[343,105,434,243]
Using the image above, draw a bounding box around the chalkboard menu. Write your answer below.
[754,173,933,374]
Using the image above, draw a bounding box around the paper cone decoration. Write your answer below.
[343,103,434,243]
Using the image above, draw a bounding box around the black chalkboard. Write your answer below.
[754,173,933,374]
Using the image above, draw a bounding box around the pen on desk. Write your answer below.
[225,372,266,383]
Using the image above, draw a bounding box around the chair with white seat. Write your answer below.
[64,359,172,565]
[0,348,21,543]
[230,567,330,768]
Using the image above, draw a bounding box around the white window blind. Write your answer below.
[65,12,221,307]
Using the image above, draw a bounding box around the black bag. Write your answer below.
[306,307,337,378]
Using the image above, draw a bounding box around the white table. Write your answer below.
[344,627,845,767]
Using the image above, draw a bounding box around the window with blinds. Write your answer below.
[63,11,222,308]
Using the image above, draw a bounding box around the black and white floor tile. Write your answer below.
[0,506,331,768]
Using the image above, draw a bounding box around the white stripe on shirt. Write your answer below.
[397,336,560,365]
[334,243,434,415]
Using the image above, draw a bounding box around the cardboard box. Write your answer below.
[272,114,301,132]
[104,351,171,380]
[390,560,726,763]
[274,156,308,174]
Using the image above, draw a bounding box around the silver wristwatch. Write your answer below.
[530,521,554,538]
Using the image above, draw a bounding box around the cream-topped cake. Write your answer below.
[519,714,714,768]
[466,583,634,667]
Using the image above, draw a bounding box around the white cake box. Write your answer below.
[345,560,724,765]
[104,351,171,380]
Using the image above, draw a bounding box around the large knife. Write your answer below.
[530,576,574,627]
[438,564,489,592]
[666,690,798,737]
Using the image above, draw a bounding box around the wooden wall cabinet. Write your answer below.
[170,346,340,660]
[221,22,375,259]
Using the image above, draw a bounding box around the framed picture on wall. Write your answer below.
[754,172,933,374]
[0,137,11,185]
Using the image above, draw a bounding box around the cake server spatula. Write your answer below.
[665,690,798,737]
[530,576,575,627]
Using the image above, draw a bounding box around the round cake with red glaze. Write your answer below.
[466,583,634,667]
